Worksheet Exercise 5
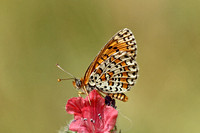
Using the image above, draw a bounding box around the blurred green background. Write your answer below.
[1,0,200,133]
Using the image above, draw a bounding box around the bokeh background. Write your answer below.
[1,0,200,133]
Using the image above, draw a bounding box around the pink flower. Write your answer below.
[66,90,118,133]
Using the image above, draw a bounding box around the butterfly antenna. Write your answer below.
[56,64,76,81]
[57,78,75,82]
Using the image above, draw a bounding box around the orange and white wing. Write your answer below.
[83,28,138,93]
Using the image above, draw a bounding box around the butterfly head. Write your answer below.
[72,78,84,89]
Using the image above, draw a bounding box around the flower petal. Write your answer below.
[69,117,89,133]
[103,106,118,131]
[66,90,118,132]
[66,96,85,116]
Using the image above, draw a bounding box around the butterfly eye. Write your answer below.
[75,79,82,88]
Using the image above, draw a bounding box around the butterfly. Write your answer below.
[58,28,138,102]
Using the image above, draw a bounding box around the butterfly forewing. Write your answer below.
[83,28,138,96]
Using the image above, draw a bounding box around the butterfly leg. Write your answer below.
[77,87,91,105]
[83,86,91,105]
[77,91,85,97]
[95,90,106,98]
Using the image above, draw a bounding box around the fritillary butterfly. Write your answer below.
[71,28,138,102]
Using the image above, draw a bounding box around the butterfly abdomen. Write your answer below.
[107,93,128,102]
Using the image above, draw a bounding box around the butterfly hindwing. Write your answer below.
[85,28,138,94]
